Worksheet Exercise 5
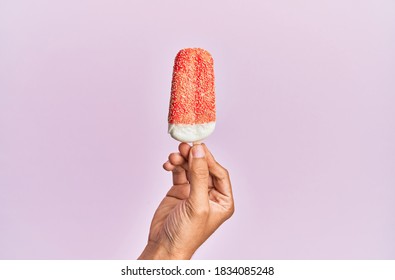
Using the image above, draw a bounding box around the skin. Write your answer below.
[138,143,235,260]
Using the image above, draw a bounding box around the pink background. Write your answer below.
[1,0,394,259]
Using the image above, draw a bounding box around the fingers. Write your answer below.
[163,160,174,171]
[188,144,209,209]
[172,166,189,185]
[164,143,232,199]
[201,143,233,198]
[169,152,189,171]
[178,142,191,160]
[163,161,188,185]
[163,152,189,185]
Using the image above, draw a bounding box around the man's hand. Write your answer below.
[138,143,234,259]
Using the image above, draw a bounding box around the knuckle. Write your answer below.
[225,199,235,218]
[217,167,229,180]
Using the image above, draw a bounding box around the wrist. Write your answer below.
[138,241,192,260]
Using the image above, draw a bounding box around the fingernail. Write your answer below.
[192,144,205,158]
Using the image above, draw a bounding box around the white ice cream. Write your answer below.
[168,122,216,143]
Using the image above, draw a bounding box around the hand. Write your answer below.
[138,143,234,259]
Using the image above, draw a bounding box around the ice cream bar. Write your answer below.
[168,48,216,143]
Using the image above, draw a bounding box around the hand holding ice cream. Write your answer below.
[138,143,234,259]
[139,49,233,259]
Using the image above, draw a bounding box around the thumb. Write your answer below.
[188,144,209,208]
